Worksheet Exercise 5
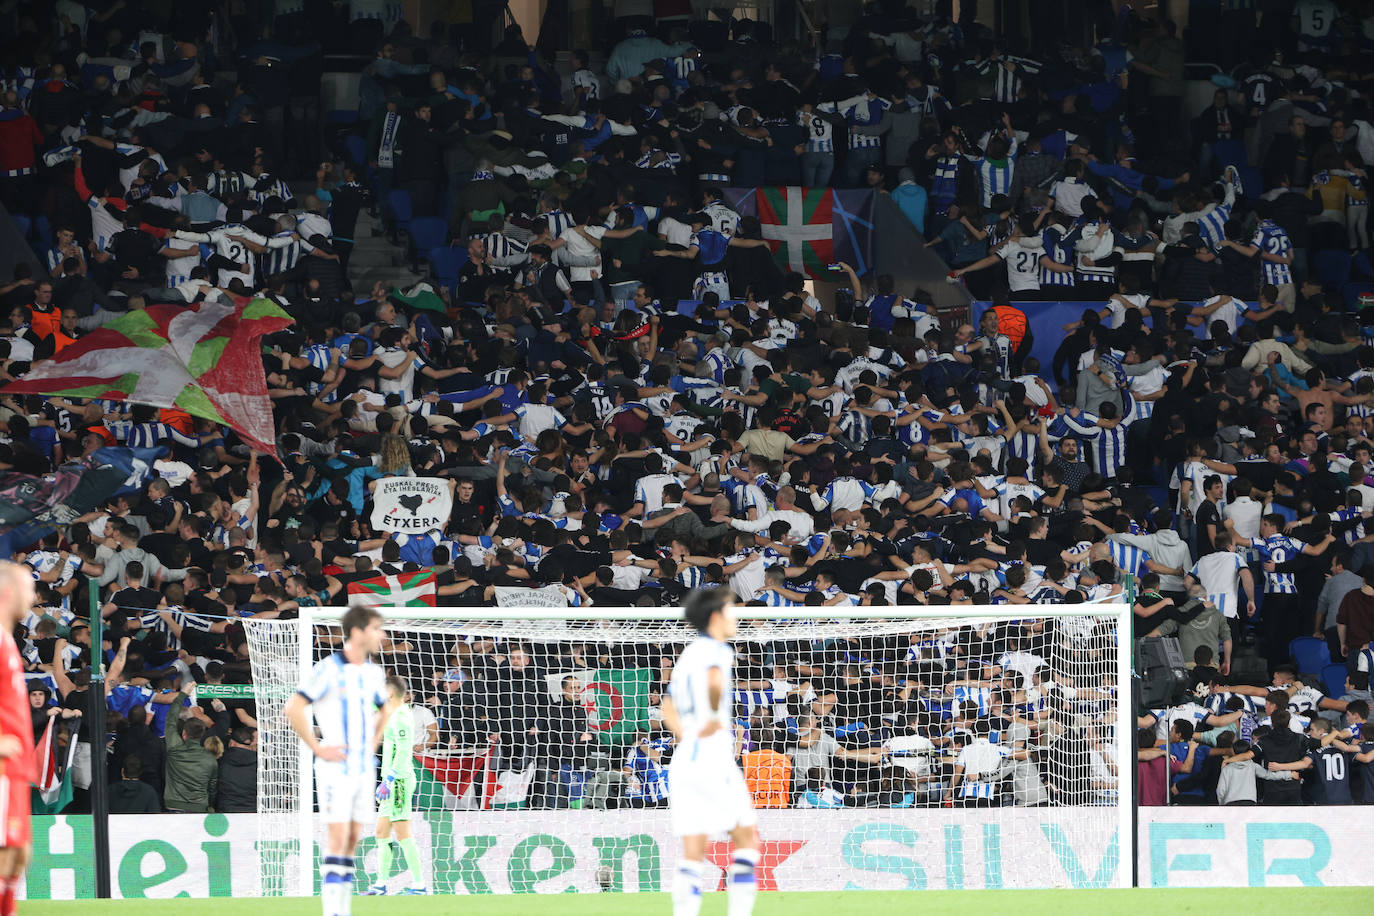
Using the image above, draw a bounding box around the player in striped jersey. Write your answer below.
[797,102,840,188]
[174,217,295,290]
[969,119,1017,209]
[841,92,890,187]
[1038,216,1076,293]
[1060,404,1128,478]
[663,589,760,916]
[1250,217,1295,308]
[247,160,293,207]
[285,606,390,916]
[107,405,199,450]
[1252,514,1336,659]
[973,49,1042,104]
[943,718,1023,806]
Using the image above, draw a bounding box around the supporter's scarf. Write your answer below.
[377,110,401,169]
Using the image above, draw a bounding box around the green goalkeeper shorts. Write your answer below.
[380,776,415,822]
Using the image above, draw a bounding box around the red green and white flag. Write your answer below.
[724,187,875,279]
[544,667,652,746]
[346,569,437,607]
[2,298,292,453]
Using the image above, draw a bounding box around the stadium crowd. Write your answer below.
[1,0,1374,816]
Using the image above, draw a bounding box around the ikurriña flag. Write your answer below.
[1,297,292,453]
[346,570,438,607]
[724,187,876,279]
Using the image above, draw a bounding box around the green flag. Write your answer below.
[585,669,652,746]
[390,286,447,314]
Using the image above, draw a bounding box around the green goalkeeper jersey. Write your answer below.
[382,703,415,780]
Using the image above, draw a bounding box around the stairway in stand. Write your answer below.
[346,209,426,294]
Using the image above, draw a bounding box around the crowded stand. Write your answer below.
[0,0,1373,818]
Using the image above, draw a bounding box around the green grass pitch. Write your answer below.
[23,888,1369,916]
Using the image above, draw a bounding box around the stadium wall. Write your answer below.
[18,808,1368,898]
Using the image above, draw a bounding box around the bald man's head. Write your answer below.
[0,561,35,626]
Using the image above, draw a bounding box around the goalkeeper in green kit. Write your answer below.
[365,676,428,895]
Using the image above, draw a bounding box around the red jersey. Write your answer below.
[0,632,35,784]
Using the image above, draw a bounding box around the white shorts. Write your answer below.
[668,760,756,837]
[317,762,375,824]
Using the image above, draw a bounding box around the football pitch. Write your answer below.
[23,888,1369,916]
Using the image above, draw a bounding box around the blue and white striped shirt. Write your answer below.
[1249,534,1301,594]
[1252,220,1293,286]
[297,651,388,777]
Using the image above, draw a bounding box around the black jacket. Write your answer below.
[1257,726,1305,803]
[109,779,163,814]
[216,746,258,813]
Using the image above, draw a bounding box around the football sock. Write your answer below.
[376,840,394,884]
[727,848,759,916]
[672,860,704,916]
[321,856,348,916]
[0,875,16,916]
[399,837,424,885]
[340,857,355,916]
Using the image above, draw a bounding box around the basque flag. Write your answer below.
[725,187,875,279]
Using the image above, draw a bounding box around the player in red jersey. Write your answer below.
[0,562,38,916]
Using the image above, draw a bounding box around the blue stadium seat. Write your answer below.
[1289,636,1331,677]
[385,189,413,238]
[1322,663,1347,699]
[408,217,449,263]
[1211,140,1247,171]
[428,246,462,295]
[344,134,367,169]
[1313,250,1351,291]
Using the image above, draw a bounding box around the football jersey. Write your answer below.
[0,631,37,782]
[1000,240,1038,293]
[1309,745,1352,804]
[381,701,415,780]
[1189,551,1247,618]
[297,651,388,777]
[668,635,736,766]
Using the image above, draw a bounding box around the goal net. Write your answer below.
[244,605,1132,896]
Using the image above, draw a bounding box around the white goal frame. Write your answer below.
[255,603,1134,896]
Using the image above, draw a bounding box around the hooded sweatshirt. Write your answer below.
[1216,757,1296,804]
[1255,727,1305,803]
[1110,529,1190,593]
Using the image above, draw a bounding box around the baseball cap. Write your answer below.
[442,668,466,684]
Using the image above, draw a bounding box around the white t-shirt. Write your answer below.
[1200,295,1249,339]
[634,473,678,514]
[558,225,605,282]
[410,704,438,750]
[514,403,566,440]
[726,551,766,601]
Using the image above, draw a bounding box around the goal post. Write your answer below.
[245,602,1134,896]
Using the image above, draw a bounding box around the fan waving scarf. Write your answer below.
[2,298,292,453]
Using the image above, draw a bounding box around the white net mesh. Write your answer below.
[245,605,1129,895]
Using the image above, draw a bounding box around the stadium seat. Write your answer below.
[1289,636,1331,677]
[344,133,367,169]
[1211,140,1247,171]
[408,217,449,268]
[428,246,462,295]
[1322,663,1347,699]
[385,189,413,240]
[1313,249,1352,291]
